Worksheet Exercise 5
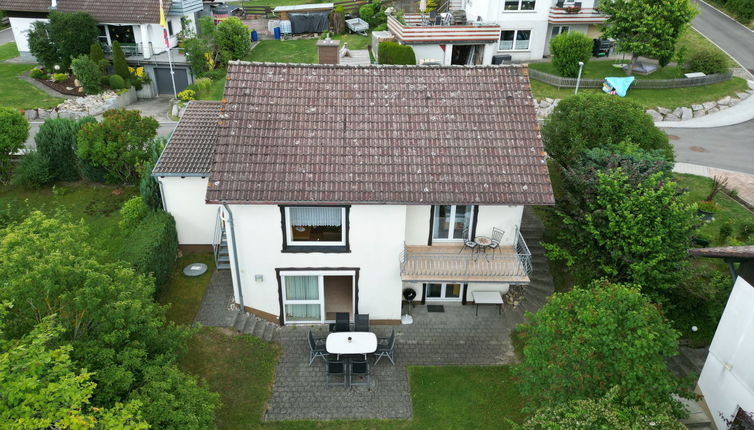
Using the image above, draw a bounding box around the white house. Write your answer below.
[154,62,554,325]
[0,0,202,94]
[386,0,606,65]
[691,246,754,429]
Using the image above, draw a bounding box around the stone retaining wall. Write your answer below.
[22,87,138,121]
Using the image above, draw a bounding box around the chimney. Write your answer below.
[316,37,339,65]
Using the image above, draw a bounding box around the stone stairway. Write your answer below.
[231,311,280,342]
[215,232,231,270]
[669,346,709,381]
[519,207,555,315]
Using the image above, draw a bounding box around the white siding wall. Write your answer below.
[543,23,589,56]
[475,205,523,246]
[698,276,754,429]
[159,176,219,244]
[228,205,407,322]
[9,17,47,54]
[405,205,431,246]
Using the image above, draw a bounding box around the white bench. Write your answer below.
[684,72,707,78]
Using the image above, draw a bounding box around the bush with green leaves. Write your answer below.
[514,280,685,415]
[359,0,387,29]
[177,89,196,101]
[11,151,51,189]
[52,73,68,82]
[76,109,159,184]
[29,68,48,79]
[726,0,754,23]
[117,210,178,291]
[0,107,29,181]
[71,55,102,95]
[109,74,126,89]
[541,93,673,167]
[215,17,251,63]
[719,220,734,242]
[35,117,93,182]
[524,387,685,430]
[140,138,165,210]
[183,36,214,77]
[688,48,730,75]
[89,42,109,73]
[378,41,417,65]
[112,41,131,81]
[549,31,592,78]
[0,306,149,429]
[27,21,58,71]
[26,11,98,70]
[119,196,150,230]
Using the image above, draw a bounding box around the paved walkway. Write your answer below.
[0,28,15,45]
[674,162,754,208]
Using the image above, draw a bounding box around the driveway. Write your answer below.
[666,119,754,175]
[0,28,14,45]
[692,0,754,74]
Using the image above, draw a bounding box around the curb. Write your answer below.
[696,0,754,34]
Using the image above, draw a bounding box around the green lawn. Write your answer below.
[245,35,371,64]
[179,327,527,430]
[529,59,688,80]
[159,252,216,325]
[0,63,64,110]
[0,41,19,61]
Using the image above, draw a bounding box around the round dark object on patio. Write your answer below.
[403,288,417,301]
[183,263,208,277]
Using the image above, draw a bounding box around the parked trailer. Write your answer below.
[346,17,369,35]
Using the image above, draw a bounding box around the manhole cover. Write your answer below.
[690,146,706,153]
[667,134,680,140]
[183,263,208,277]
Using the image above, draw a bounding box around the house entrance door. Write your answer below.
[280,271,355,324]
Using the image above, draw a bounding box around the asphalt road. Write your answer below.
[692,0,754,73]
[665,120,754,174]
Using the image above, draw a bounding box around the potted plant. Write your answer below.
[565,5,581,13]
[697,200,717,222]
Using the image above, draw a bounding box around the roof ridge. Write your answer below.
[228,60,527,70]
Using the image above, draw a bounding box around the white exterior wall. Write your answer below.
[159,176,219,244]
[9,17,47,54]
[475,205,523,246]
[405,205,431,245]
[542,23,588,56]
[411,44,445,65]
[698,276,754,429]
[227,205,407,322]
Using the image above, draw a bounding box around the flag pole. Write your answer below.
[160,0,178,99]
[166,42,177,99]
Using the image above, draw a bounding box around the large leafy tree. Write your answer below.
[545,159,697,302]
[27,20,59,70]
[76,109,159,184]
[599,0,697,75]
[541,93,673,168]
[514,281,685,415]
[26,11,98,70]
[214,17,251,63]
[0,304,148,429]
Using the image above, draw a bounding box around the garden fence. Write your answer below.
[528,68,733,90]
[238,0,367,15]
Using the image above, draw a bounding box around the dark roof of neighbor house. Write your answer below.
[689,245,754,259]
[153,101,221,176]
[206,62,554,205]
[0,0,162,23]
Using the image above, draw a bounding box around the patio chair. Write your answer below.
[488,227,505,254]
[374,329,396,365]
[308,329,327,366]
[325,357,347,387]
[349,358,370,387]
[354,313,370,332]
[329,312,350,332]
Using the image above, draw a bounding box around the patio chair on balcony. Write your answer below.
[355,313,370,332]
[374,329,396,365]
[488,227,505,254]
[349,358,370,387]
[325,357,347,387]
[330,312,350,332]
[308,329,328,366]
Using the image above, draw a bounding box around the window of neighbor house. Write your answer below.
[551,25,569,38]
[284,206,347,248]
[432,205,474,241]
[504,0,536,10]
[499,30,531,50]
[167,20,174,36]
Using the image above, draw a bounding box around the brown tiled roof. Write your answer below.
[0,0,51,12]
[207,62,554,205]
[57,0,161,23]
[689,245,754,259]
[153,101,221,176]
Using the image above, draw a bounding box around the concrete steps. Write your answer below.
[231,311,278,342]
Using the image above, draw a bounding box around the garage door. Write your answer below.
[154,67,190,95]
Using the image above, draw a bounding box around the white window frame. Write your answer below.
[503,0,536,11]
[425,283,465,301]
[284,206,346,247]
[498,29,532,51]
[551,25,570,38]
[432,205,475,242]
[280,271,356,324]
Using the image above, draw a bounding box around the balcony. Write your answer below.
[399,231,532,283]
[548,6,606,24]
[387,15,501,44]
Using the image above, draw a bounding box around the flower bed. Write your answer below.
[34,73,84,96]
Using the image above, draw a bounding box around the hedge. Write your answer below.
[117,210,178,293]
[378,41,416,65]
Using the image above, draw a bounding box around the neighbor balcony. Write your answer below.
[399,231,532,283]
[387,15,501,44]
[548,3,607,24]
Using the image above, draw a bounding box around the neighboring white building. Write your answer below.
[154,63,554,326]
[0,0,201,94]
[387,0,606,65]
[692,246,754,429]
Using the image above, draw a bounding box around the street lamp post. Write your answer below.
[574,61,585,95]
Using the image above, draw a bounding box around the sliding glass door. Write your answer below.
[432,205,474,242]
[281,271,355,324]
[425,283,464,301]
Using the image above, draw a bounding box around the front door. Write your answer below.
[281,271,355,324]
[425,283,464,301]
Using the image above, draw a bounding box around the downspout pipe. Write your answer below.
[222,203,245,312]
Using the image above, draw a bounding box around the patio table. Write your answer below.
[472,291,503,316]
[326,332,377,359]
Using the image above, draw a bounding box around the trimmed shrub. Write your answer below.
[11,151,51,189]
[29,68,48,79]
[89,42,109,73]
[0,107,29,181]
[109,74,126,89]
[71,55,102,95]
[215,17,251,63]
[117,210,178,291]
[119,196,149,230]
[719,221,733,242]
[140,138,165,210]
[688,48,729,75]
[47,11,98,70]
[53,73,68,82]
[112,41,130,81]
[35,117,87,182]
[177,89,196,101]
[378,41,416,65]
[193,77,212,94]
[549,31,592,77]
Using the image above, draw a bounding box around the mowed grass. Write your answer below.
[0,63,64,110]
[246,39,318,64]
[159,252,216,325]
[0,41,19,61]
[529,59,688,80]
